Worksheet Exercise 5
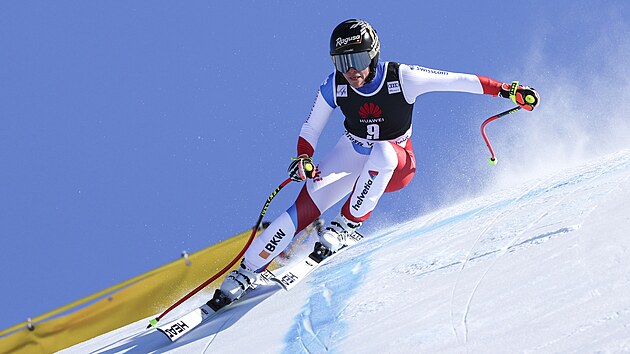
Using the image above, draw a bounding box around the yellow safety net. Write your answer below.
[0,228,260,354]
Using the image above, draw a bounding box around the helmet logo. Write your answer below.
[336,34,362,48]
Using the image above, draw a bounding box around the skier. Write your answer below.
[216,19,539,301]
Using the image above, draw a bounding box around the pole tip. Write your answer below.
[147,318,159,328]
[488,157,498,166]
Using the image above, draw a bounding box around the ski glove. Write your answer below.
[499,81,540,111]
[288,154,316,182]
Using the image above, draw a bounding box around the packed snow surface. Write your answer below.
[64,150,630,353]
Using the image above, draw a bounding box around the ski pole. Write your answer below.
[480,106,522,165]
[147,177,293,328]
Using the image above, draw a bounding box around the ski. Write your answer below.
[155,269,275,342]
[156,303,215,341]
[269,231,364,291]
[155,232,365,341]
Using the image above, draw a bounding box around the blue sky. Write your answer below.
[1,1,629,331]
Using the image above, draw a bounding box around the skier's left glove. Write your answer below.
[288,154,317,182]
[499,81,540,111]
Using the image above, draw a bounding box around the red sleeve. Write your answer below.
[477,75,503,96]
[297,136,315,157]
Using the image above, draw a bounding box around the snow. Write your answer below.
[62,149,630,353]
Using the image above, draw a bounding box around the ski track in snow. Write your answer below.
[527,306,630,353]
[465,177,567,345]
[456,153,630,348]
[393,224,581,281]
[460,154,628,345]
[200,311,236,354]
[281,150,630,353]
[462,202,570,345]
[450,175,550,346]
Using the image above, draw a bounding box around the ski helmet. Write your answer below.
[329,19,380,82]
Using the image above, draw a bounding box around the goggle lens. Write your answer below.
[331,52,372,73]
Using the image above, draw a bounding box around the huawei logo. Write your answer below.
[358,103,382,119]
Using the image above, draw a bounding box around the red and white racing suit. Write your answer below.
[244,61,504,270]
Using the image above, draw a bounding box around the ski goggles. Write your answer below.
[331,51,372,73]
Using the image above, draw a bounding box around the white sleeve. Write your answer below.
[398,64,484,104]
[298,90,335,154]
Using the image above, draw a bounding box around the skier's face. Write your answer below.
[343,66,371,88]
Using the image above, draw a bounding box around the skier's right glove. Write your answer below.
[288,154,316,182]
[499,81,540,111]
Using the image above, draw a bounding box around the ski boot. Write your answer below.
[313,214,361,261]
[208,260,260,310]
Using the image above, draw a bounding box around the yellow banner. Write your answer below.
[0,228,259,354]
